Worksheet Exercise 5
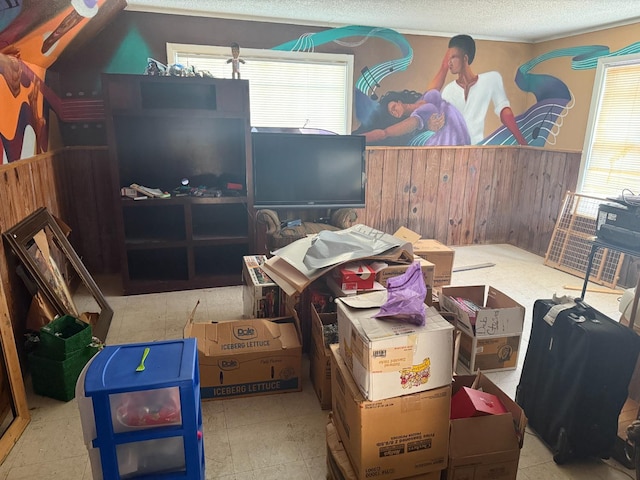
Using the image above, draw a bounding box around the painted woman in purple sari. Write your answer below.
[356,89,471,146]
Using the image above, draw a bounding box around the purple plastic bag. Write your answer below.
[374,261,427,326]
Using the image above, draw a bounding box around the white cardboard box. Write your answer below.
[337,295,454,401]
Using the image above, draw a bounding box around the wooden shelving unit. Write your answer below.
[103,74,253,294]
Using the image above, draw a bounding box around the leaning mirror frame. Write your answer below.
[3,207,113,342]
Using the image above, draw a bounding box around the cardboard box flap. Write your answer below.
[487,286,525,312]
[183,300,202,339]
[442,285,486,307]
[393,226,422,244]
[449,414,520,458]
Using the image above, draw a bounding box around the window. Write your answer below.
[166,43,354,134]
[579,53,640,199]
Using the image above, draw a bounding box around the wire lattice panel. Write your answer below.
[545,192,623,289]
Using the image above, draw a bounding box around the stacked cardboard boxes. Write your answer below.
[331,344,450,480]
[329,297,455,480]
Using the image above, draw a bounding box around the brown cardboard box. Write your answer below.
[445,372,527,480]
[440,285,525,373]
[242,255,285,318]
[330,345,450,480]
[326,417,442,480]
[393,228,455,287]
[377,255,435,289]
[184,301,302,400]
[310,304,337,409]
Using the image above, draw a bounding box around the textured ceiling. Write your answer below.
[124,0,640,43]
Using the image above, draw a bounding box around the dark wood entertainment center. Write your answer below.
[103,74,254,294]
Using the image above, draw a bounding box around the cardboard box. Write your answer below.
[334,262,377,291]
[310,304,338,409]
[445,372,527,480]
[457,332,521,374]
[337,298,454,401]
[242,255,285,318]
[331,345,451,480]
[440,285,525,373]
[184,301,302,400]
[377,256,435,289]
[326,417,442,480]
[393,228,455,287]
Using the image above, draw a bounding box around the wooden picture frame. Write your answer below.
[3,207,113,341]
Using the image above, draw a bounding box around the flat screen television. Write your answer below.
[252,132,366,209]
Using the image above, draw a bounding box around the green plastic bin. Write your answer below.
[29,345,99,402]
[39,315,92,361]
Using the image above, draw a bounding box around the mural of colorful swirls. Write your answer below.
[0,0,123,164]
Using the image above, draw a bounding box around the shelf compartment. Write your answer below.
[193,244,249,277]
[191,203,248,239]
[140,81,217,110]
[127,248,189,281]
[123,205,186,242]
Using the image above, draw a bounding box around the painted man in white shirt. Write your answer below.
[428,34,527,145]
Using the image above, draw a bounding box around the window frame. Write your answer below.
[166,42,354,134]
[578,52,640,197]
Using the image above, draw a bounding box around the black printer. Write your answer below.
[596,200,640,249]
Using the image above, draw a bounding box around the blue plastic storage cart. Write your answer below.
[77,338,204,479]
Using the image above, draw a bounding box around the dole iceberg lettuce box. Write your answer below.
[184,301,302,400]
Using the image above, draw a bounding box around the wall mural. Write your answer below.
[2,10,640,161]
[0,0,121,164]
[275,27,640,148]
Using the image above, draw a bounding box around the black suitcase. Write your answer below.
[516,298,640,464]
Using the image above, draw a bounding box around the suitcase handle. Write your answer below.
[573,298,599,321]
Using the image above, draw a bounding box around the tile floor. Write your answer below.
[0,243,637,479]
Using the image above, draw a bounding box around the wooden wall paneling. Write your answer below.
[61,148,103,274]
[447,149,471,246]
[88,148,119,273]
[561,152,581,195]
[459,148,482,245]
[29,155,59,217]
[529,150,555,255]
[4,164,36,231]
[434,149,455,244]
[507,148,526,248]
[472,148,496,245]
[406,149,427,234]
[533,151,567,256]
[512,149,540,251]
[378,149,400,234]
[393,149,415,233]
[415,148,442,239]
[65,147,119,274]
[503,149,521,244]
[486,148,513,243]
[363,149,384,229]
